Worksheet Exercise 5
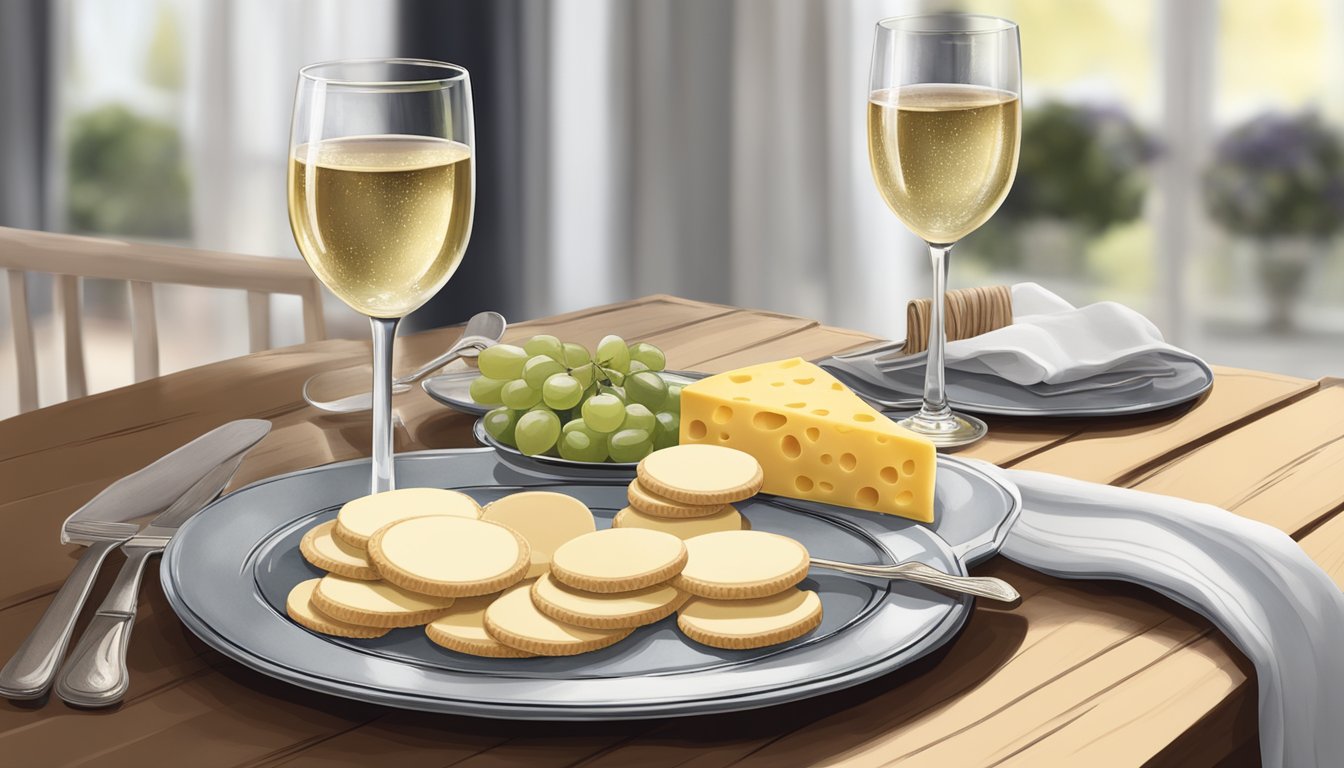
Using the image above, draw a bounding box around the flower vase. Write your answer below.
[1255,237,1320,333]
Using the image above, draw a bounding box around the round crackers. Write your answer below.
[678,589,822,650]
[369,516,530,598]
[480,491,596,578]
[612,505,748,539]
[484,583,631,656]
[425,593,536,658]
[300,520,379,580]
[334,487,481,548]
[626,479,728,519]
[286,578,389,638]
[550,528,687,594]
[636,445,763,505]
[310,574,454,629]
[673,530,810,599]
[530,573,686,630]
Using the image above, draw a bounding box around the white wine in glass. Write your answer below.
[289,59,475,492]
[868,16,1021,448]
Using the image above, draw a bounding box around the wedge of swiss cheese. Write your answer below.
[678,358,936,522]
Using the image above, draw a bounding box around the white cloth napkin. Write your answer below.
[980,465,1344,768]
[872,282,1203,386]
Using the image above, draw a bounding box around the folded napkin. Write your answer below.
[834,283,1205,387]
[982,465,1344,768]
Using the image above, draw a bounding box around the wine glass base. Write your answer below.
[896,410,988,449]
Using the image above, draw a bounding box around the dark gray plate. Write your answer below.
[823,347,1214,418]
[161,449,1019,720]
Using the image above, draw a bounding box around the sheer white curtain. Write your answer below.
[544,0,930,341]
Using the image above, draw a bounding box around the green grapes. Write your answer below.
[478,344,527,379]
[470,334,680,463]
[523,334,564,361]
[542,374,583,410]
[500,379,541,409]
[469,375,507,405]
[626,371,667,409]
[582,393,626,433]
[608,428,653,463]
[522,355,566,389]
[515,409,561,456]
[483,407,520,447]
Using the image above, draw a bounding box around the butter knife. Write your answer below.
[0,419,270,701]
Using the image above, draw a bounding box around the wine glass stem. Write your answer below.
[919,243,953,422]
[370,316,401,493]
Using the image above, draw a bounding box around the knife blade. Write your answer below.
[54,442,262,707]
[0,419,270,701]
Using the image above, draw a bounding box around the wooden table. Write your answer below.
[3,295,1340,767]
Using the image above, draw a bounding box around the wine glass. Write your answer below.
[868,15,1021,448]
[289,59,475,492]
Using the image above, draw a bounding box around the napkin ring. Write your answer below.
[902,284,1013,355]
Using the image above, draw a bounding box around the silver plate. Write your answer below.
[824,349,1214,418]
[160,449,1019,720]
[423,370,704,417]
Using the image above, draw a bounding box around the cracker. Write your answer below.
[636,445,763,505]
[286,578,390,639]
[626,479,728,519]
[611,504,747,539]
[299,520,379,580]
[678,589,822,650]
[369,516,530,598]
[483,583,631,656]
[425,592,536,658]
[310,574,453,629]
[334,487,481,548]
[672,530,809,599]
[480,491,596,578]
[549,528,687,594]
[530,573,686,630]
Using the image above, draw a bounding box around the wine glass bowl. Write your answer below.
[288,58,475,491]
[868,14,1021,448]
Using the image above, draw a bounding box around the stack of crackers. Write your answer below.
[286,444,823,657]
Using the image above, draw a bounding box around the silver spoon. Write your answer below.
[810,557,1020,603]
[303,311,507,414]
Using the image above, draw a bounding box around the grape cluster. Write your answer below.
[470,335,682,462]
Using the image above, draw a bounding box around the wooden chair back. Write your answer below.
[1,226,325,412]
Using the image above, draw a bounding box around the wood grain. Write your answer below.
[0,294,1332,768]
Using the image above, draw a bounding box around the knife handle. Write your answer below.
[0,539,123,700]
[55,545,158,708]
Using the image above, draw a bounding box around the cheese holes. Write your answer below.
[901,459,916,475]
[819,453,833,465]
[853,413,876,423]
[688,420,707,439]
[779,359,802,368]
[805,427,821,442]
[839,453,857,471]
[730,374,752,383]
[793,377,814,385]
[880,466,899,484]
[795,475,814,492]
[781,435,802,458]
[753,411,788,430]
[733,396,751,402]
[719,432,731,441]
[713,405,733,424]
[831,382,844,391]
[785,402,806,409]
[770,381,785,387]
[856,487,879,507]
[818,481,834,492]
[811,409,830,416]
[875,435,889,445]
[895,490,914,507]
